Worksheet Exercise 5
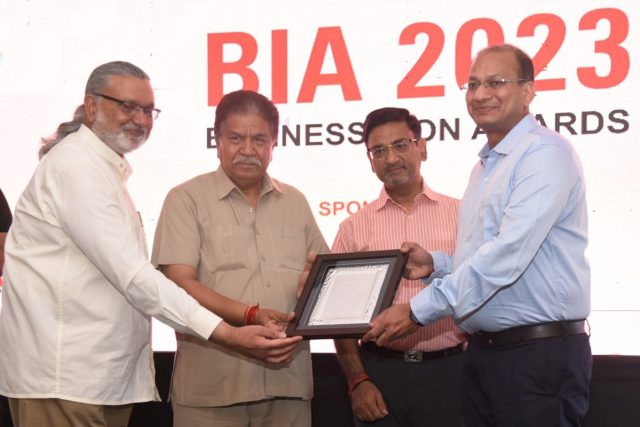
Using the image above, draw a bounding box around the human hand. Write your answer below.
[256,308,295,332]
[351,381,389,422]
[297,251,317,298]
[400,242,434,279]
[211,322,303,364]
[362,303,418,347]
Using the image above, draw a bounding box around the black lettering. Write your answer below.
[326,123,344,145]
[471,126,485,140]
[348,122,364,144]
[581,111,604,134]
[306,124,322,146]
[555,113,578,135]
[420,119,436,141]
[440,118,460,141]
[281,125,301,147]
[608,109,629,134]
[534,113,548,128]
[207,128,217,148]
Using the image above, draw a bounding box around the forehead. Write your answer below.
[105,75,154,103]
[367,120,413,143]
[221,112,273,135]
[469,50,520,78]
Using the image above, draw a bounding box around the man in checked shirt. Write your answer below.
[333,107,466,426]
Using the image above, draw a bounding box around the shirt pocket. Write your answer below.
[277,224,307,271]
[202,224,251,271]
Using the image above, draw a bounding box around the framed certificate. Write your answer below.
[286,250,408,339]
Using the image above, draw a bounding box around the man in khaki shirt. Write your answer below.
[152,90,328,427]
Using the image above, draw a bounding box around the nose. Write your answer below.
[239,138,256,153]
[385,146,401,163]
[471,84,492,100]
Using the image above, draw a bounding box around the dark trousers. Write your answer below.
[463,333,592,427]
[357,349,465,426]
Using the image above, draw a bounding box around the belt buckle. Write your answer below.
[403,350,423,363]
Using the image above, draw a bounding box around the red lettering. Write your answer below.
[332,201,345,214]
[319,201,331,216]
[271,30,288,103]
[207,32,259,106]
[397,23,445,98]
[346,201,361,215]
[297,27,361,103]
[318,201,369,216]
[518,14,566,91]
[577,8,629,89]
[455,18,504,87]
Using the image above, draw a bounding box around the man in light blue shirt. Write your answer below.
[364,44,592,426]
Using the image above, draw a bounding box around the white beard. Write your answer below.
[92,109,149,155]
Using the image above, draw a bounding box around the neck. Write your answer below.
[235,180,263,207]
[386,179,423,210]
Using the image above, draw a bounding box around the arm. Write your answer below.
[210,322,302,364]
[330,219,388,421]
[412,143,581,325]
[52,162,299,363]
[335,338,389,422]
[160,263,293,328]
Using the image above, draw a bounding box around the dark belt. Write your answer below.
[470,319,587,348]
[360,342,464,363]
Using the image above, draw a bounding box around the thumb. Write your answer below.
[254,325,285,339]
[400,241,416,254]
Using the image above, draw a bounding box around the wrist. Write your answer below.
[210,321,231,344]
[409,307,424,327]
[348,372,371,396]
[243,303,260,325]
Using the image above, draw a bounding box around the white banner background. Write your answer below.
[0,0,637,354]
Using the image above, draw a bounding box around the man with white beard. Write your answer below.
[0,61,301,427]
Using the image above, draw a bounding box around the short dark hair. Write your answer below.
[362,107,421,146]
[214,90,279,142]
[479,44,534,82]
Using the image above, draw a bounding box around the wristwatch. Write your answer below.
[409,308,425,326]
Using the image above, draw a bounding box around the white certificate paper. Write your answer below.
[308,264,389,325]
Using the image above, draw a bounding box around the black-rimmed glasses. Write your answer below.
[93,93,161,120]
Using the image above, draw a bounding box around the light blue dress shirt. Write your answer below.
[411,114,590,332]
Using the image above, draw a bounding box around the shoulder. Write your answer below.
[169,172,215,196]
[528,123,577,158]
[270,177,307,201]
[163,172,216,210]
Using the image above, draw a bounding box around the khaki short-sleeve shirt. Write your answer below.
[152,168,328,406]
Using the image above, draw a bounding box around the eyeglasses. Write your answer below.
[93,93,161,120]
[460,78,529,91]
[367,138,418,159]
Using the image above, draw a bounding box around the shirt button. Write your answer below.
[248,207,254,213]
[261,255,266,261]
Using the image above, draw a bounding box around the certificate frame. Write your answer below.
[286,250,408,339]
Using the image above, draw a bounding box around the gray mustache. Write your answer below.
[233,155,262,166]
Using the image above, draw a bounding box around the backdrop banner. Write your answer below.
[0,0,637,354]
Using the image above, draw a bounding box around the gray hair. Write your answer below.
[38,61,149,158]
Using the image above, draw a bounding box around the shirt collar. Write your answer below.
[478,113,537,162]
[373,178,441,211]
[214,166,283,200]
[78,124,132,182]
